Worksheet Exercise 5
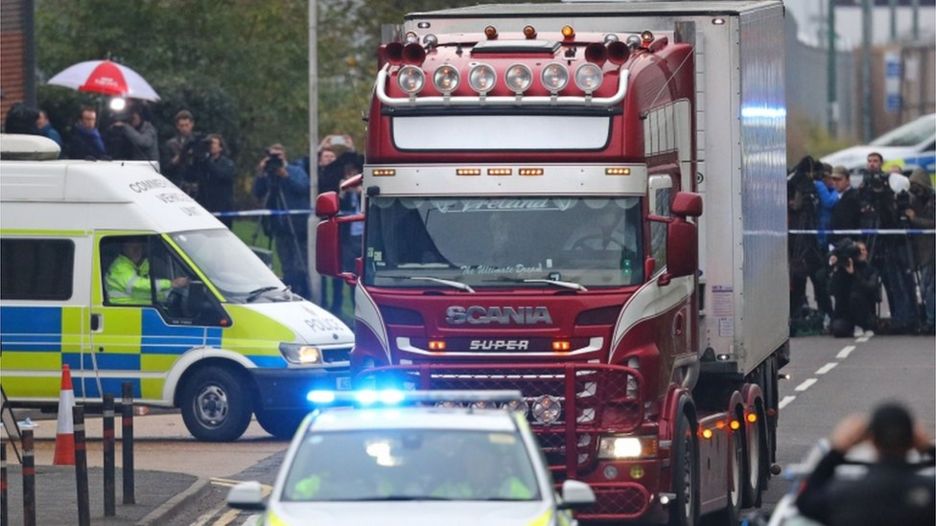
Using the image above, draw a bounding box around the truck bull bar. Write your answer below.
[357,363,644,470]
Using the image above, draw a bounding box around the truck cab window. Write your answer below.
[649,177,672,272]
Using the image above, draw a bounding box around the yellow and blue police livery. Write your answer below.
[0,135,354,441]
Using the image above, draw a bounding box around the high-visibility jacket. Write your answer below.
[105,255,170,305]
[431,476,533,500]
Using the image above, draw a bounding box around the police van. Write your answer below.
[0,134,353,441]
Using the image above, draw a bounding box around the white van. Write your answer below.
[0,134,353,441]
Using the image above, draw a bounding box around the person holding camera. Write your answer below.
[906,168,935,334]
[162,110,201,196]
[111,105,159,162]
[190,134,236,228]
[828,239,879,337]
[859,153,918,333]
[252,143,311,299]
[795,402,935,526]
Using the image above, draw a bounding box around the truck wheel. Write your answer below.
[669,413,699,526]
[709,426,742,525]
[180,367,252,442]
[742,403,767,508]
[256,409,305,440]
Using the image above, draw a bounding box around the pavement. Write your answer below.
[1,411,287,525]
[3,464,202,526]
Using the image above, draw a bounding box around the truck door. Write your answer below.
[91,232,218,404]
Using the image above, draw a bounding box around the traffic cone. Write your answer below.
[52,364,76,465]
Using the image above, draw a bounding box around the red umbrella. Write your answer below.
[47,60,160,101]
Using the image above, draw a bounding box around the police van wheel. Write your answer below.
[256,409,304,440]
[180,367,252,442]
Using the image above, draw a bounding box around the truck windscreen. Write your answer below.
[363,196,643,289]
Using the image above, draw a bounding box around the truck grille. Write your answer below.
[358,363,643,476]
[577,483,651,520]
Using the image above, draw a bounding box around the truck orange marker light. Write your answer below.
[455,168,481,176]
[518,168,544,176]
[428,340,446,351]
[487,168,512,176]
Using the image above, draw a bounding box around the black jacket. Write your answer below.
[796,449,935,526]
[193,155,235,213]
[830,187,861,232]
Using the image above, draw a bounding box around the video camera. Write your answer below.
[831,238,860,270]
[265,149,284,175]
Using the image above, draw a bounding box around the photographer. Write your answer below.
[191,134,235,228]
[859,153,917,334]
[788,156,830,325]
[906,168,935,333]
[162,110,201,196]
[828,239,879,337]
[252,144,311,299]
[110,105,159,162]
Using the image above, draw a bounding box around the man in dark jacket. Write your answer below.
[111,106,159,162]
[796,402,934,526]
[829,165,861,242]
[67,106,107,160]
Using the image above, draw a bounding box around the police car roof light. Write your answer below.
[305,389,524,406]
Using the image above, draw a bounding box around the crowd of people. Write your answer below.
[4,102,365,317]
[789,152,935,337]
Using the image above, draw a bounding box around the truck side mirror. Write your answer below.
[666,216,697,279]
[316,219,342,277]
[315,192,340,218]
[672,191,702,218]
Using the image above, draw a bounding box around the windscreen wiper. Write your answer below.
[522,278,588,291]
[407,276,476,293]
[245,286,279,303]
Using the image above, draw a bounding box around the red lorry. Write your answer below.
[316,2,789,523]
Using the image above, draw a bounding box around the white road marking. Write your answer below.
[779,396,796,409]
[857,334,872,342]
[795,378,818,392]
[836,345,856,359]
[815,362,838,375]
[211,509,241,526]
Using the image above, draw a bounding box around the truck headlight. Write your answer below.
[598,435,658,459]
[279,343,322,365]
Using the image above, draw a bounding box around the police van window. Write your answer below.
[0,239,74,300]
[101,236,193,307]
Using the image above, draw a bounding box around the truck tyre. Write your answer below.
[742,403,767,508]
[180,367,253,442]
[670,413,699,526]
[256,409,305,440]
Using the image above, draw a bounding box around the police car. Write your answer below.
[226,390,596,526]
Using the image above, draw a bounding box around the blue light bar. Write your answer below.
[304,389,523,406]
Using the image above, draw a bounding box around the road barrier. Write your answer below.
[21,429,35,526]
[73,406,90,526]
[103,394,116,516]
[121,382,135,505]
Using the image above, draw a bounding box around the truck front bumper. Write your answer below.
[249,367,350,411]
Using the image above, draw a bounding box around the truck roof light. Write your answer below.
[561,25,575,39]
[468,63,496,94]
[606,167,631,175]
[384,42,404,65]
[585,43,608,65]
[523,25,537,39]
[402,43,427,65]
[397,65,425,95]
[574,63,603,94]
[484,25,498,40]
[541,63,569,93]
[640,30,654,46]
[625,34,642,49]
[603,33,619,44]
[487,168,512,176]
[423,33,438,47]
[372,168,396,176]
[404,31,419,44]
[607,41,631,65]
[518,168,544,176]
[505,64,533,94]
[433,64,460,94]
[456,168,481,176]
